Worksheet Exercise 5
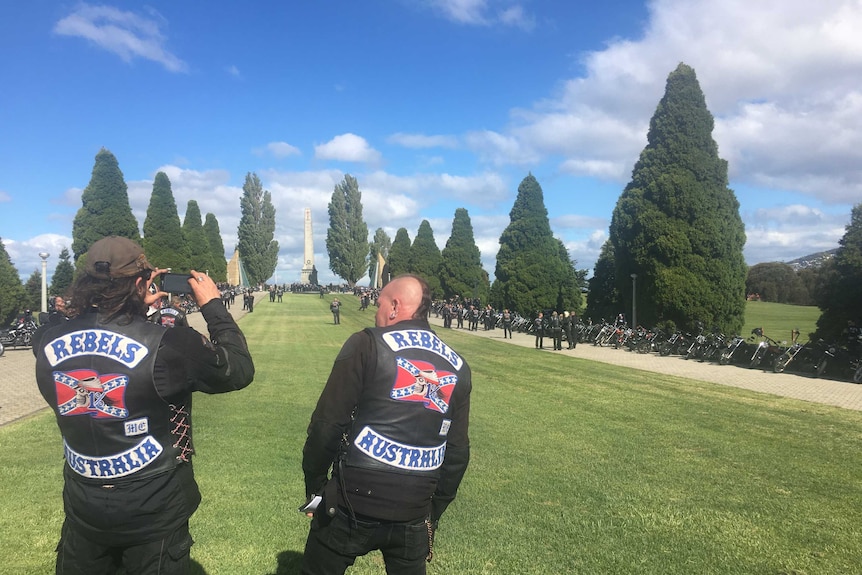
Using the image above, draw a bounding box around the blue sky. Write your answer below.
[1,0,858,285]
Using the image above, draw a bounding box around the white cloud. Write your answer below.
[503,0,862,206]
[226,65,241,78]
[314,133,382,164]
[387,133,459,149]
[260,141,302,158]
[54,4,187,72]
[5,234,74,283]
[426,0,535,29]
[0,190,10,202]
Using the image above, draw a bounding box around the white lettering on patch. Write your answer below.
[381,330,463,370]
[124,417,149,436]
[354,426,446,471]
[45,330,149,368]
[63,436,163,479]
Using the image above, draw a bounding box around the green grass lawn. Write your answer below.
[3,297,861,574]
[742,300,820,343]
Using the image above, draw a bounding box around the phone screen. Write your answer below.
[161,273,193,294]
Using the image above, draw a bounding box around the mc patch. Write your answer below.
[390,357,457,413]
[54,369,129,419]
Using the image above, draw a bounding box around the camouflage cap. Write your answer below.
[85,236,155,280]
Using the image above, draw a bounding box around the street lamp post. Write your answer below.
[39,252,50,313]
[630,273,637,329]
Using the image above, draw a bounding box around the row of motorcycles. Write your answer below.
[430,304,862,385]
[0,315,39,357]
[581,321,862,384]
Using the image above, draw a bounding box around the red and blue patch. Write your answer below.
[53,369,129,419]
[390,357,457,414]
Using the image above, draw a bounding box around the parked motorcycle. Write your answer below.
[0,318,38,355]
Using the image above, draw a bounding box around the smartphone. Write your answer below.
[160,272,194,294]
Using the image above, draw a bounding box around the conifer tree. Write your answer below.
[0,239,26,326]
[23,270,41,313]
[409,220,444,298]
[609,63,746,334]
[492,174,578,314]
[72,148,141,265]
[182,200,214,276]
[237,172,279,286]
[204,213,228,283]
[585,239,620,322]
[143,171,188,271]
[814,203,862,341]
[325,174,369,286]
[49,247,75,297]
[440,208,488,302]
[388,228,412,277]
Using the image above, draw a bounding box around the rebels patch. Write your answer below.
[354,426,446,471]
[44,329,149,368]
[382,329,463,369]
[391,357,457,413]
[54,369,128,419]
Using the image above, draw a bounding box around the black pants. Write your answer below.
[301,510,430,575]
[55,519,192,575]
[503,324,512,338]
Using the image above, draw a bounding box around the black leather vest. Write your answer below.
[344,321,468,478]
[35,312,184,484]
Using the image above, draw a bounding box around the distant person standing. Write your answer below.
[502,309,512,339]
[534,312,545,349]
[151,295,189,328]
[330,298,341,325]
[550,311,563,350]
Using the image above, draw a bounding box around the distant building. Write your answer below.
[227,249,251,287]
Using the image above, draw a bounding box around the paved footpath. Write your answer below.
[0,293,266,428]
[428,316,862,412]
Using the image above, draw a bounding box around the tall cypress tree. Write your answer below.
[409,220,444,298]
[49,247,75,297]
[0,239,26,326]
[72,148,141,265]
[585,239,619,322]
[492,173,576,315]
[814,203,862,341]
[204,213,228,283]
[23,270,41,313]
[440,207,488,302]
[388,228,412,277]
[237,172,279,286]
[325,174,369,286]
[143,171,188,271]
[182,200,214,276]
[609,63,746,334]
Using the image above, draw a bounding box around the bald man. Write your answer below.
[300,274,472,575]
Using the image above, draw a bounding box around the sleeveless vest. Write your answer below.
[344,321,468,479]
[35,312,186,484]
[153,306,186,328]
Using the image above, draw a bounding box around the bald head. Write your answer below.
[375,274,431,327]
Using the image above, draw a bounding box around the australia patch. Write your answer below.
[54,369,129,419]
[391,357,457,414]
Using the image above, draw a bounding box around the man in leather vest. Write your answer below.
[33,236,255,575]
[301,274,472,575]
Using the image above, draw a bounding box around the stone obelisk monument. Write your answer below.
[300,208,314,283]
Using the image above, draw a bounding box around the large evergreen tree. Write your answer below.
[23,270,41,313]
[492,174,578,315]
[72,148,141,265]
[745,262,809,305]
[143,171,188,271]
[182,200,214,276]
[555,238,584,312]
[325,174,369,286]
[409,220,444,298]
[0,239,26,326]
[237,172,279,286]
[585,239,620,322]
[440,208,488,302]
[49,247,75,297]
[204,213,228,283]
[388,228,412,277]
[814,203,862,341]
[609,63,746,334]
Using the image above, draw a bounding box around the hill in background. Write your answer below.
[785,248,838,270]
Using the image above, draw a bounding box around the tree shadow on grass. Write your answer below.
[264,550,304,575]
